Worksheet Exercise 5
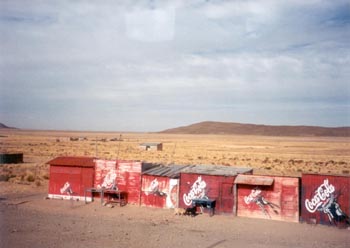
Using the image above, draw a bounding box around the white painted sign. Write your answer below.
[305,179,336,213]
[183,176,207,206]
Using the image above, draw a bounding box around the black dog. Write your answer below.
[184,206,197,217]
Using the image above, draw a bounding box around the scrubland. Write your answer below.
[0,129,349,186]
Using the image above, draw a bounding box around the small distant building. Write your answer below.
[139,142,163,151]
[0,153,23,164]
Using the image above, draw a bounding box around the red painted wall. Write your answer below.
[116,161,143,205]
[237,176,299,222]
[92,160,144,205]
[179,173,236,214]
[301,174,350,227]
[141,175,179,209]
[94,159,117,189]
[48,165,94,199]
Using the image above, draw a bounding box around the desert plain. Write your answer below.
[1,129,349,182]
[0,129,350,248]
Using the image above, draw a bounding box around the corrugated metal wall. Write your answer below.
[179,173,236,214]
[116,161,143,205]
[301,174,350,227]
[94,159,117,189]
[141,175,179,209]
[46,156,350,228]
[48,166,94,200]
[237,176,299,222]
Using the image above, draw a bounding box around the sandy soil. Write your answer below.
[0,182,349,248]
[1,130,350,248]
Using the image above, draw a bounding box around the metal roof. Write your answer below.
[142,164,193,178]
[302,173,350,178]
[234,174,274,186]
[46,156,96,167]
[181,164,252,176]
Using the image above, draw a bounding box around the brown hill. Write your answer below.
[0,123,11,129]
[160,121,350,137]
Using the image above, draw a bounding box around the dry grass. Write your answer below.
[0,129,349,185]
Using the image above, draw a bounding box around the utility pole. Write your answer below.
[116,134,122,160]
[95,136,98,158]
[169,143,177,165]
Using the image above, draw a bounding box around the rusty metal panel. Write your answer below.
[181,164,252,176]
[116,171,140,204]
[179,173,236,214]
[48,165,94,200]
[142,164,191,178]
[81,167,95,198]
[141,175,179,208]
[237,176,299,222]
[301,174,350,227]
[94,159,117,189]
[117,160,142,172]
[47,156,95,167]
[48,157,96,200]
[235,174,274,186]
[93,160,146,204]
[220,182,235,213]
[116,161,143,205]
[141,175,167,208]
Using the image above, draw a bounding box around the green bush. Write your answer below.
[26,175,35,182]
[0,175,9,181]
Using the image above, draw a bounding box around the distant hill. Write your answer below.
[0,123,15,129]
[160,121,350,137]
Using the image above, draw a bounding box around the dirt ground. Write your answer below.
[1,130,350,248]
[1,181,349,248]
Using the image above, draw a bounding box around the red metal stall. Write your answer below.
[92,159,155,205]
[47,156,95,201]
[141,164,191,209]
[179,165,252,214]
[116,160,156,205]
[94,159,117,189]
[301,173,350,227]
[234,174,299,222]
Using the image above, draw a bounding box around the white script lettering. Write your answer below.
[183,176,207,206]
[305,179,335,213]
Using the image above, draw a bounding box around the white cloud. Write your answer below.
[0,0,349,130]
[125,8,175,42]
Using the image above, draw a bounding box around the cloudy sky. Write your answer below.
[0,0,349,131]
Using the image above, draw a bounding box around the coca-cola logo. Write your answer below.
[183,176,207,206]
[146,178,161,196]
[60,182,73,194]
[99,170,117,189]
[305,179,335,213]
[244,188,262,204]
[149,178,159,192]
